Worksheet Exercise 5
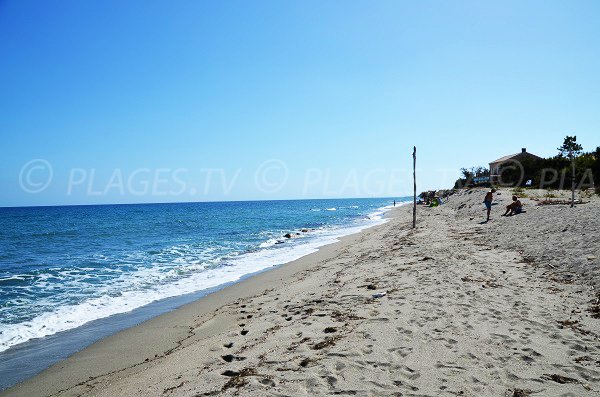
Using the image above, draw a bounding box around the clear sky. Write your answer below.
[1,0,599,206]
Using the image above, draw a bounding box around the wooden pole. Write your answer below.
[571,157,575,208]
[413,146,416,228]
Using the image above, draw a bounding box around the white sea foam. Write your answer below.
[258,238,284,248]
[0,203,399,353]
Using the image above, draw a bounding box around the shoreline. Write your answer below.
[0,204,403,394]
[4,191,599,396]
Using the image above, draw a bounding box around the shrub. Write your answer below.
[581,188,594,200]
[545,189,557,199]
[512,187,525,196]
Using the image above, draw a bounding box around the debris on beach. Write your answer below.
[573,355,592,364]
[541,373,579,384]
[557,319,579,327]
[538,199,587,206]
[221,368,258,391]
[312,336,340,350]
[460,276,500,288]
[372,292,387,299]
[588,293,600,319]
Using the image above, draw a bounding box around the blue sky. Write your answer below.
[1,0,599,206]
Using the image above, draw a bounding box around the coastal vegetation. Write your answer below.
[455,136,599,194]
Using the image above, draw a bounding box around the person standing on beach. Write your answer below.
[483,188,496,222]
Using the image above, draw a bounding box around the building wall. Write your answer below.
[489,152,542,182]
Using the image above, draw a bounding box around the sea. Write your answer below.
[0,197,408,390]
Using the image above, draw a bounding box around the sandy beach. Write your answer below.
[3,189,599,397]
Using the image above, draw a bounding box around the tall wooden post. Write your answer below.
[413,146,416,228]
[571,158,575,208]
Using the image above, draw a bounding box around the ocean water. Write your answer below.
[0,198,406,362]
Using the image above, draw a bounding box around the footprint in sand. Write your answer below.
[398,365,421,380]
[388,346,413,358]
[221,354,246,363]
[260,378,275,387]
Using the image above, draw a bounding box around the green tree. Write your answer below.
[453,166,490,189]
[557,135,583,159]
[460,168,473,180]
[558,135,583,207]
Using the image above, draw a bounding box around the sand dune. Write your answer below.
[4,189,599,396]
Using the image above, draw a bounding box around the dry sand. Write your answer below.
[452,188,600,288]
[3,189,599,397]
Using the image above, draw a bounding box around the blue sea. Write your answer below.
[0,197,407,389]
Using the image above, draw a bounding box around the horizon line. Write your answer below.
[0,195,413,210]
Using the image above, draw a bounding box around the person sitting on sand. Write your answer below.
[483,188,496,221]
[503,195,523,216]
